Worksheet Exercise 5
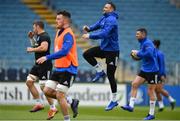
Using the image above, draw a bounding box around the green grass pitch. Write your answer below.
[0,105,180,121]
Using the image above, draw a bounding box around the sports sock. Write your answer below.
[94,63,103,72]
[64,115,70,121]
[112,92,118,102]
[66,96,73,104]
[149,100,156,115]
[168,96,175,102]
[50,104,56,110]
[35,98,43,105]
[129,97,135,108]
[158,101,164,109]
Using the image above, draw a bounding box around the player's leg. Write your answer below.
[83,46,106,82]
[40,81,56,108]
[26,66,44,112]
[39,81,58,120]
[162,89,176,110]
[26,74,40,101]
[144,72,157,120]
[44,82,79,118]
[105,51,119,111]
[157,83,176,110]
[56,90,70,121]
[44,82,80,118]
[43,73,79,118]
[144,84,156,120]
[121,75,145,112]
[66,96,79,118]
[55,72,76,121]
[155,83,165,111]
[26,75,43,108]
[44,80,58,99]
[39,66,58,120]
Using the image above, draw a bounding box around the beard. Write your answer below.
[56,24,63,29]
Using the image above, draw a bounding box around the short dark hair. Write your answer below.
[107,1,116,10]
[153,39,161,48]
[137,28,148,36]
[57,10,71,18]
[33,20,44,29]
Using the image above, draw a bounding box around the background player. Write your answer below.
[26,21,58,120]
[153,40,176,112]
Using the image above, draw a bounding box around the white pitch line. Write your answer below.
[0,119,180,121]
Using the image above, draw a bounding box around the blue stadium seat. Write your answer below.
[0,0,179,82]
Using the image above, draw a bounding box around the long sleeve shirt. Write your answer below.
[137,38,159,72]
[156,49,166,77]
[89,11,120,52]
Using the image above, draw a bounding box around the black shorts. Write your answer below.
[138,70,158,84]
[29,63,52,80]
[50,71,76,88]
[91,46,119,66]
[157,76,163,84]
[104,50,119,66]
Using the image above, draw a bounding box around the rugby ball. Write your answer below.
[131,51,141,61]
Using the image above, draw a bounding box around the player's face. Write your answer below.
[136,31,145,40]
[56,14,64,29]
[103,4,113,14]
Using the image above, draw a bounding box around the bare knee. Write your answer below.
[148,85,156,99]
[26,74,37,87]
[131,81,139,90]
[56,91,65,100]
[26,80,34,87]
[131,76,144,90]
[148,87,153,95]
[155,87,161,94]
[43,87,53,97]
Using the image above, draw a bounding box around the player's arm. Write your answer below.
[83,20,101,33]
[36,33,73,64]
[88,18,103,31]
[29,37,37,47]
[136,44,153,58]
[46,34,73,60]
[89,17,115,39]
[27,41,48,53]
[159,53,166,80]
[28,31,36,47]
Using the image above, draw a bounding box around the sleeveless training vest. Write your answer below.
[54,28,78,68]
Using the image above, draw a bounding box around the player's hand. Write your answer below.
[161,76,166,82]
[83,25,90,33]
[131,50,138,55]
[36,56,47,64]
[82,33,90,39]
[28,31,34,39]
[26,47,34,53]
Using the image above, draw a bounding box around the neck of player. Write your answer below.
[38,30,45,35]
